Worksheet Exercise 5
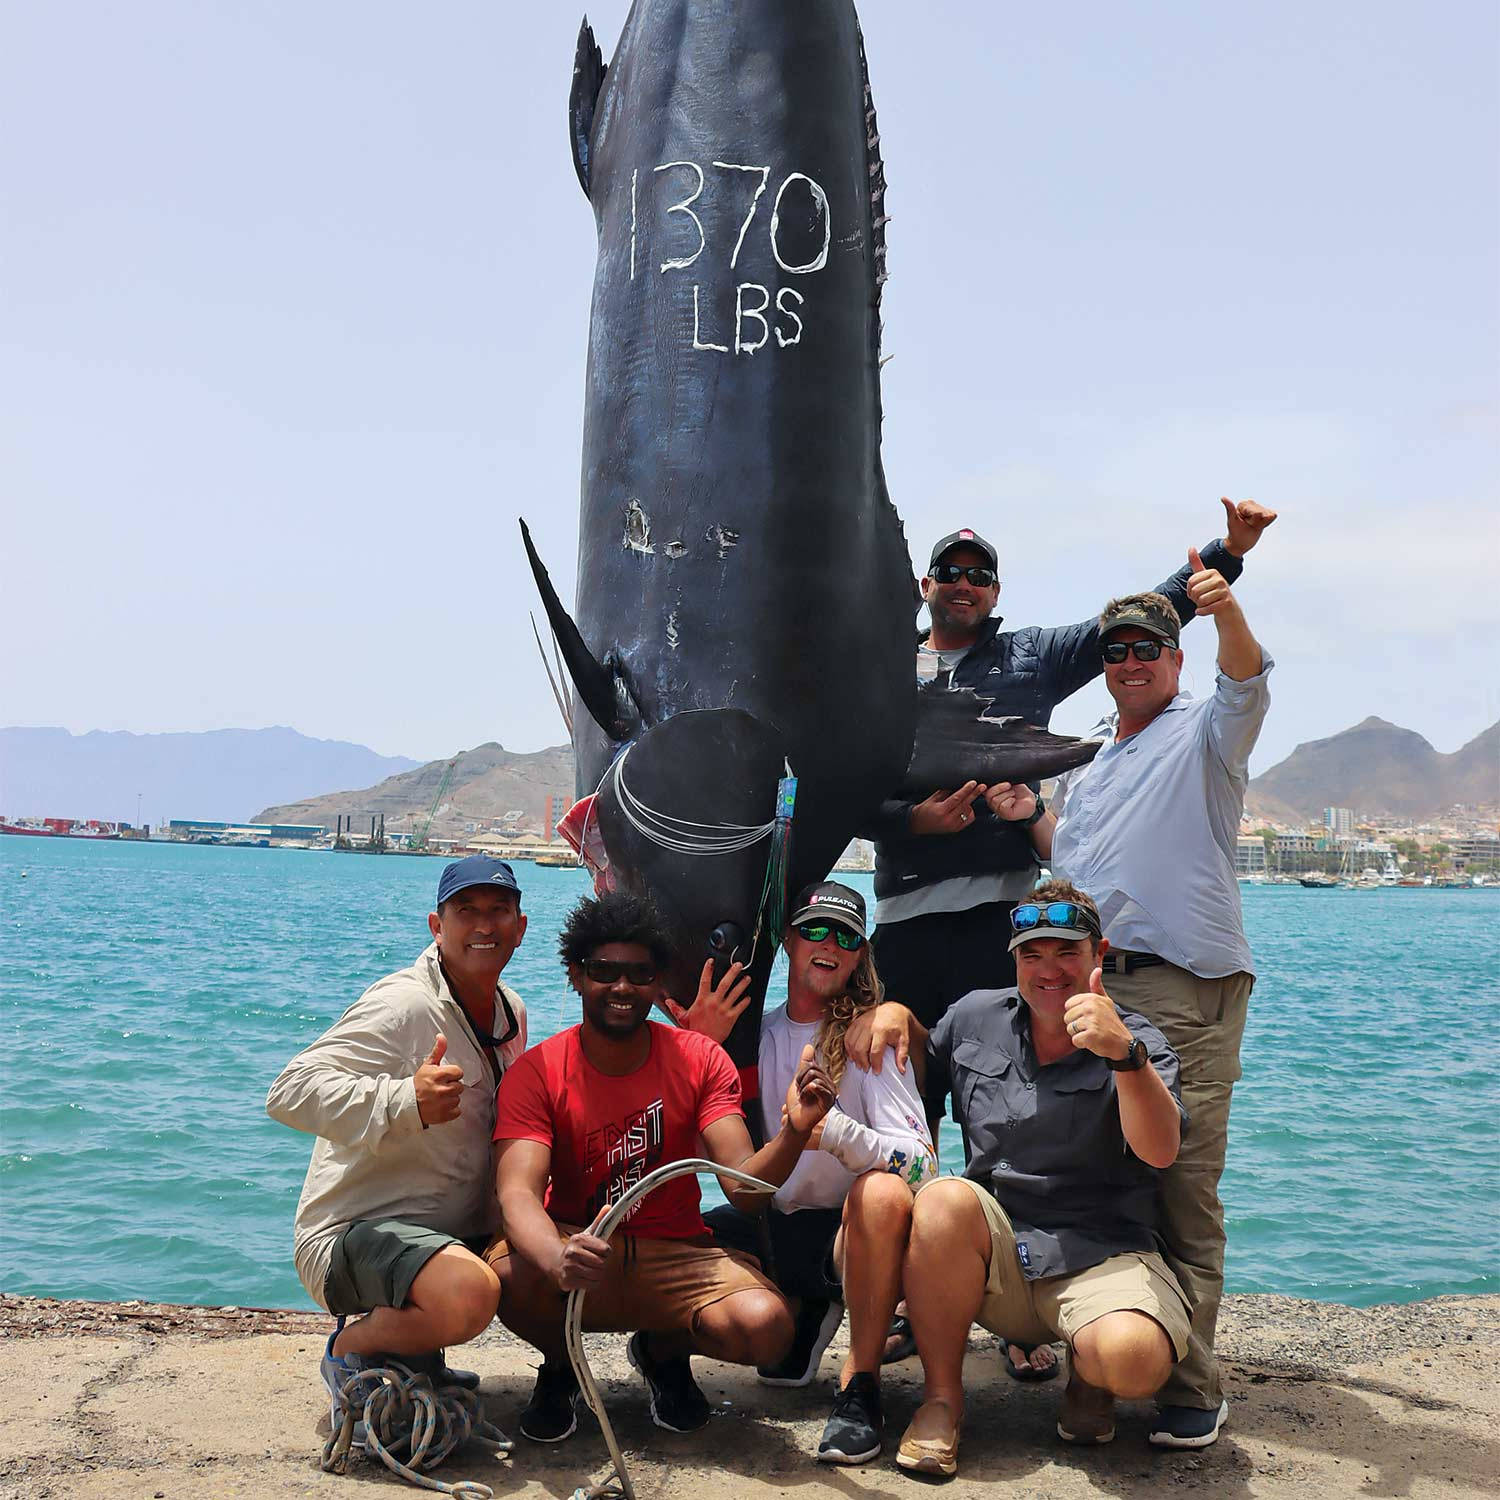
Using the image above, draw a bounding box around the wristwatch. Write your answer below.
[1105,1038,1148,1072]
[1020,796,1047,829]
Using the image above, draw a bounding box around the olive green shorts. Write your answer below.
[323,1219,461,1317]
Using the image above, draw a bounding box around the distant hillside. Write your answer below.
[0,727,419,825]
[256,743,576,841]
[1247,718,1499,822]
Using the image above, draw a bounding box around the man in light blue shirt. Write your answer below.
[987,554,1270,1450]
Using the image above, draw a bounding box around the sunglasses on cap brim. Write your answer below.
[1009,901,1101,940]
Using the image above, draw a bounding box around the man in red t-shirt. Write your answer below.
[487,890,837,1443]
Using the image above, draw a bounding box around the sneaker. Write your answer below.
[519,1361,583,1443]
[817,1372,883,1464]
[320,1328,370,1449]
[626,1331,710,1433]
[1057,1370,1116,1445]
[400,1350,482,1391]
[757,1299,844,1387]
[1148,1399,1229,1449]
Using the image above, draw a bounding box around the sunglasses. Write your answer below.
[930,563,997,588]
[794,921,864,951]
[580,958,658,986]
[1009,901,1101,939]
[1101,638,1176,664]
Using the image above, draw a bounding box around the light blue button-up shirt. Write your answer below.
[1051,654,1273,979]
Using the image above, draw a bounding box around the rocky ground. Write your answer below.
[1,1291,1495,1499]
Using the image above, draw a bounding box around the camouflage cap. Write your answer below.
[1098,594,1181,645]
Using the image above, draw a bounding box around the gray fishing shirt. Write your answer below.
[927,986,1186,1280]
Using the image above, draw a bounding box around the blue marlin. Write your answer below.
[524,1,1095,1062]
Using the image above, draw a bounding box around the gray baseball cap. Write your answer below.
[928,528,998,572]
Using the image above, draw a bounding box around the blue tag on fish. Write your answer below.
[776,776,797,821]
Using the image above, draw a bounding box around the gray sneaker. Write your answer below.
[1148,1399,1229,1449]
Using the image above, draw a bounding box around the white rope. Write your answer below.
[607,745,775,857]
[564,1159,778,1500]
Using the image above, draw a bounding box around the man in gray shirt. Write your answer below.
[880,880,1190,1478]
[999,555,1271,1449]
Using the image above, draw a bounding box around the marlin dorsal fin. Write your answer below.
[519,518,639,742]
[570,17,607,196]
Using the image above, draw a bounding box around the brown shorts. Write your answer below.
[484,1223,781,1335]
[930,1177,1192,1359]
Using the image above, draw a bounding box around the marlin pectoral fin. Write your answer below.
[520,518,638,741]
[570,17,607,196]
[906,683,1101,791]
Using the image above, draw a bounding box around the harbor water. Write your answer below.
[1,836,1496,1311]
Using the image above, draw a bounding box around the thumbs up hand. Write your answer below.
[414,1032,466,1126]
[1063,968,1135,1062]
[1220,495,1278,556]
[1186,546,1234,617]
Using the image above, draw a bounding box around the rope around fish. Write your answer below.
[322,1359,513,1498]
[565,1158,779,1500]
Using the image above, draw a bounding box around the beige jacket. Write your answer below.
[265,943,527,1309]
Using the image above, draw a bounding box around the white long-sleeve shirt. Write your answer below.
[265,943,527,1308]
[757,1004,936,1213]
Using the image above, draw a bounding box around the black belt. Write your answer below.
[1102,951,1165,974]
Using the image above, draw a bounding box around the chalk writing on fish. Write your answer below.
[633,159,830,355]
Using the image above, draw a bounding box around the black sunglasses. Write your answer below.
[1101,638,1176,664]
[930,563,997,588]
[580,958,658,986]
[794,921,864,952]
[1010,901,1100,939]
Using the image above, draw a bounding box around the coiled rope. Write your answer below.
[564,1158,778,1500]
[322,1359,514,1498]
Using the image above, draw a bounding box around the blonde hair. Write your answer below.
[814,945,886,1091]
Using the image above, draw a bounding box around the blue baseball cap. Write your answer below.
[436,855,522,908]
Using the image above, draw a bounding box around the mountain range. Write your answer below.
[1245,717,1498,823]
[6,714,1493,835]
[255,742,575,841]
[0,727,419,825]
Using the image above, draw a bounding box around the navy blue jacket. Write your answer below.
[867,539,1245,901]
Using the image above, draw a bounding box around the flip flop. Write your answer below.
[1003,1340,1060,1382]
[881,1313,918,1365]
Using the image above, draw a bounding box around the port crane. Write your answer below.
[409,757,459,853]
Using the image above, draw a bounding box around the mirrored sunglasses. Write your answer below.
[1009,901,1100,938]
[580,958,658,986]
[794,921,864,951]
[930,563,997,587]
[1101,638,1175,664]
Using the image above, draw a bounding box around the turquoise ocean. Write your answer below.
[2,836,1496,1311]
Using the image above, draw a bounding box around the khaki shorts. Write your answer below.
[930,1177,1192,1359]
[485,1223,780,1335]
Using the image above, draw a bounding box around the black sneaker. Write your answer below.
[626,1331,711,1432]
[817,1372,884,1465]
[519,1361,582,1443]
[757,1299,844,1388]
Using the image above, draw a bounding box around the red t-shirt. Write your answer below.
[493,1021,743,1239]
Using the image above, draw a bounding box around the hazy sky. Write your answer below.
[4,2,1496,774]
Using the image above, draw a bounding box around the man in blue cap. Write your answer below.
[267,855,530,1425]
